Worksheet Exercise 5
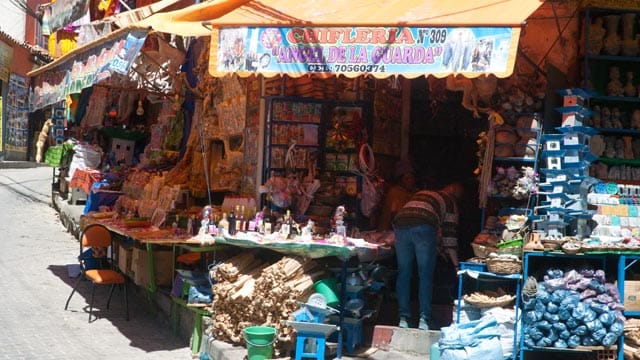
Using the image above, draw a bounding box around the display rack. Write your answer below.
[583,7,640,183]
[261,96,372,226]
[479,115,542,249]
[456,265,522,360]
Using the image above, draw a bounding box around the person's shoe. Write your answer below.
[418,317,429,330]
[398,317,409,328]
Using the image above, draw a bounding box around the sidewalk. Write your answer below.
[43,159,442,360]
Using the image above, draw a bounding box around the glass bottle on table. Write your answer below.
[218,212,229,235]
[228,206,237,236]
[280,209,292,239]
[238,205,246,232]
[248,206,258,232]
[264,209,273,235]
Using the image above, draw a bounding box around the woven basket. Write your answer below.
[486,258,522,274]
[462,293,516,308]
[471,243,498,258]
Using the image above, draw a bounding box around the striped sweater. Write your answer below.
[392,190,459,248]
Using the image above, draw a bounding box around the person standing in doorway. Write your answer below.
[379,160,417,231]
[392,182,463,330]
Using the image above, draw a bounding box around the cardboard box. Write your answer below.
[118,245,133,277]
[131,247,173,288]
[623,280,640,311]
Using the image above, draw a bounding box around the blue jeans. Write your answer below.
[394,224,437,321]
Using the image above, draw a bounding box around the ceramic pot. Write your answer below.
[587,16,605,55]
[603,14,621,55]
[625,72,636,97]
[621,13,639,56]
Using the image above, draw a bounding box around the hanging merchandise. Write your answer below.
[353,143,383,218]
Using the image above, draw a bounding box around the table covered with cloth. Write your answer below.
[69,168,103,194]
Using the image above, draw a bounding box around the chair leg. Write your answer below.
[106,284,116,309]
[64,275,83,310]
[88,283,96,323]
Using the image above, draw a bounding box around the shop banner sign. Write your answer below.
[41,0,90,36]
[6,73,28,154]
[210,26,516,78]
[0,41,13,82]
[30,29,149,111]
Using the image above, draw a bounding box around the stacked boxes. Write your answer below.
[534,89,597,239]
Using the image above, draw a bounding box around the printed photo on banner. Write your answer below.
[40,0,90,36]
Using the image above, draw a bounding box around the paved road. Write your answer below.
[0,166,191,360]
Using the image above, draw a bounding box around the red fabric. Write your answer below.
[69,169,103,194]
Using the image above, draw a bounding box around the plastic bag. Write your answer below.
[527,326,544,341]
[598,312,614,326]
[610,321,624,336]
[524,310,540,324]
[554,339,568,348]
[583,309,597,322]
[572,325,587,336]
[558,308,571,321]
[566,317,579,329]
[567,335,581,348]
[439,316,503,360]
[590,302,609,314]
[550,290,567,304]
[536,320,552,330]
[601,333,618,347]
[591,328,606,341]
[553,322,567,332]
[585,319,603,332]
[543,312,560,323]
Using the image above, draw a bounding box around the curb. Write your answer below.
[0,161,50,169]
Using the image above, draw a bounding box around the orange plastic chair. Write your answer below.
[64,224,129,322]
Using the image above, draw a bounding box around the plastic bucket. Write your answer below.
[243,326,276,360]
[313,278,339,307]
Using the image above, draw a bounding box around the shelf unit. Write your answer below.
[261,96,372,226]
[456,265,522,360]
[519,251,617,360]
[583,7,640,183]
[478,116,542,243]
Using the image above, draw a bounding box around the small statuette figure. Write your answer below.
[625,72,636,97]
[607,67,624,97]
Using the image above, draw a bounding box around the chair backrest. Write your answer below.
[81,225,112,248]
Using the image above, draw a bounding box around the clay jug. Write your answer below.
[624,71,636,97]
[621,13,639,56]
[603,14,621,55]
[587,16,606,55]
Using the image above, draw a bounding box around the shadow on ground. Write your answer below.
[48,264,189,353]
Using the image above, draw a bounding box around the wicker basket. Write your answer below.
[486,258,522,274]
[462,292,516,308]
[471,243,498,258]
[561,241,582,254]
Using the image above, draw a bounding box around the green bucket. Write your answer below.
[244,326,276,360]
[313,278,339,307]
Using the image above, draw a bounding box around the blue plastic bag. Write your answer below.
[439,316,503,360]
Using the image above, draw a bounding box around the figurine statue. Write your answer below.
[602,106,612,127]
[592,105,602,128]
[603,14,622,55]
[625,72,636,97]
[631,110,640,129]
[624,136,634,159]
[604,136,617,158]
[587,16,606,55]
[607,67,624,96]
[611,107,623,128]
[621,13,639,56]
[615,138,625,158]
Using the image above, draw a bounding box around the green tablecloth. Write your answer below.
[214,236,357,260]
